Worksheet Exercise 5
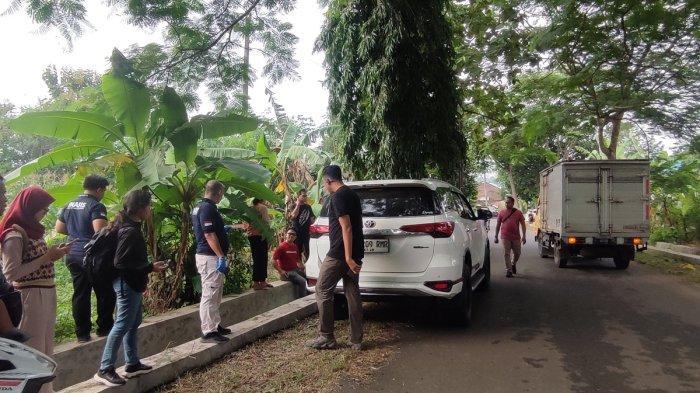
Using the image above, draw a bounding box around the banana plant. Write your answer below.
[7,49,281,310]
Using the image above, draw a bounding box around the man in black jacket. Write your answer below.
[307,166,364,351]
[55,175,115,342]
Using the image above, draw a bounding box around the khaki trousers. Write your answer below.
[196,254,224,335]
[316,256,363,344]
[502,238,522,271]
[19,286,56,393]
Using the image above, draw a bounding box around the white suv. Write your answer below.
[305,179,492,325]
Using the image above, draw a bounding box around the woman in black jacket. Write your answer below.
[94,189,167,387]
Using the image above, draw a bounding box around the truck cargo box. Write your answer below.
[536,160,650,269]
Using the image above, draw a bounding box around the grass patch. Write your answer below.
[156,313,402,393]
[635,251,700,284]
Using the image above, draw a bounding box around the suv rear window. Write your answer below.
[320,187,440,217]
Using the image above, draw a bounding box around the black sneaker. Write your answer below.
[506,270,513,278]
[77,335,91,343]
[217,325,232,335]
[94,368,126,387]
[96,330,111,338]
[201,332,229,343]
[124,362,153,378]
[512,263,517,275]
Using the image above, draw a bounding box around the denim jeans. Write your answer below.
[99,277,143,371]
[283,269,308,298]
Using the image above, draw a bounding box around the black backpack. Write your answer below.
[83,227,118,279]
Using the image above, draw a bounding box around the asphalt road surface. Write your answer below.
[341,231,700,393]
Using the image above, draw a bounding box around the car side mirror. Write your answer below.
[477,209,493,220]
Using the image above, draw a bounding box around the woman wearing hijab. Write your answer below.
[0,187,70,388]
[94,189,167,387]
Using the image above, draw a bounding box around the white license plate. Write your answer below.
[365,238,389,253]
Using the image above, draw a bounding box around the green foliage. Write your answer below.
[649,150,700,244]
[532,0,700,158]
[318,0,466,181]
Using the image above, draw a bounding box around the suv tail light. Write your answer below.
[400,222,455,238]
[309,224,329,238]
[425,280,454,292]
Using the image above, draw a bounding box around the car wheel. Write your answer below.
[451,262,473,327]
[613,256,630,270]
[477,245,490,292]
[554,245,568,268]
[333,294,349,320]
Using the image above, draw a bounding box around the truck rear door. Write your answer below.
[565,166,602,234]
[608,165,649,235]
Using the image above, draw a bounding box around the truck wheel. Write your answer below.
[613,256,630,270]
[538,239,550,258]
[477,245,491,292]
[451,263,473,327]
[554,246,568,268]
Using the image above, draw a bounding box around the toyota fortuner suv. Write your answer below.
[305,179,492,325]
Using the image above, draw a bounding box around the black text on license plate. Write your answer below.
[365,239,389,253]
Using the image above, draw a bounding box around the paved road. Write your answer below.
[341,232,700,393]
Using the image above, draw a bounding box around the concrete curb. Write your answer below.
[59,295,318,393]
[653,242,700,256]
[647,246,700,264]
[54,281,296,389]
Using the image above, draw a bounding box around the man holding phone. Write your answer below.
[55,175,115,342]
[307,165,364,350]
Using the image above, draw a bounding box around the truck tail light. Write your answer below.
[400,222,455,238]
[567,237,577,245]
[633,237,642,245]
[425,281,453,292]
[309,225,329,238]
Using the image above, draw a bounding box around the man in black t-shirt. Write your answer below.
[55,175,115,342]
[306,165,364,351]
[192,180,232,344]
[289,189,316,261]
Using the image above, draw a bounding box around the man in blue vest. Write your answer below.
[192,180,232,344]
[55,175,115,342]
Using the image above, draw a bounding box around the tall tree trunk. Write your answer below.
[597,113,624,159]
[596,117,613,159]
[241,17,252,113]
[607,113,624,159]
[507,164,520,206]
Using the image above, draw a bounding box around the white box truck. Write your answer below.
[535,160,650,269]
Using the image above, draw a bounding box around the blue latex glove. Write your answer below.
[216,257,229,275]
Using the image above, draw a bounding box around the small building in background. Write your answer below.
[476,182,505,211]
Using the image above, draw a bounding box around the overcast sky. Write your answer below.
[0,0,329,123]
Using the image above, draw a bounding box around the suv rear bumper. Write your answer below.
[305,267,463,299]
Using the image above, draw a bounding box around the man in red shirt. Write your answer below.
[494,196,526,278]
[273,229,308,297]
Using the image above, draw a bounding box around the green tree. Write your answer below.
[8,0,299,110]
[317,0,465,181]
[533,0,700,159]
